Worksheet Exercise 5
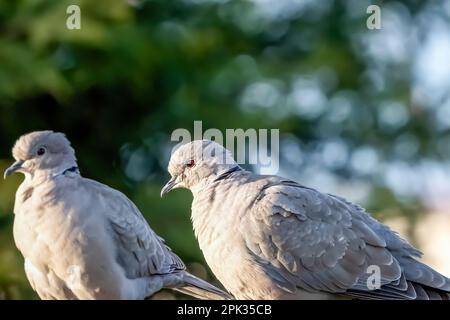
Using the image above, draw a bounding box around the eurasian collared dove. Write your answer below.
[161,140,450,300]
[4,131,230,300]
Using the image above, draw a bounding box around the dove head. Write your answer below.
[4,131,77,179]
[161,140,239,196]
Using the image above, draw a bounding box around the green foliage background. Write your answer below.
[1,0,449,299]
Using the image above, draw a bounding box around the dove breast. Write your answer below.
[13,174,139,299]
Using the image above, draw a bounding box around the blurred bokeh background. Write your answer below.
[1,0,450,299]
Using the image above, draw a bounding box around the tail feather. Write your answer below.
[347,280,450,300]
[397,256,450,291]
[174,272,233,300]
[409,282,450,300]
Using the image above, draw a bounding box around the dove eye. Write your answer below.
[186,159,195,168]
[36,147,46,156]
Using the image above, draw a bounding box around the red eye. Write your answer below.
[37,147,46,156]
[186,159,195,168]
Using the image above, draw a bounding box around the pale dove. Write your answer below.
[4,131,230,300]
[161,140,450,300]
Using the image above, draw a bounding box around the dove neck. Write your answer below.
[190,165,243,195]
[29,159,79,185]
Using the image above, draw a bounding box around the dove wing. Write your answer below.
[240,179,423,299]
[84,179,185,279]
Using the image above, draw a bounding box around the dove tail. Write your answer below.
[173,272,232,300]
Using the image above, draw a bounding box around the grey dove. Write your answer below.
[4,131,230,300]
[161,140,450,300]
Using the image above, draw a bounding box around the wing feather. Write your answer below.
[85,179,185,278]
[241,178,450,299]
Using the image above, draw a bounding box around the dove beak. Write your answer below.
[4,160,25,179]
[161,176,179,197]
